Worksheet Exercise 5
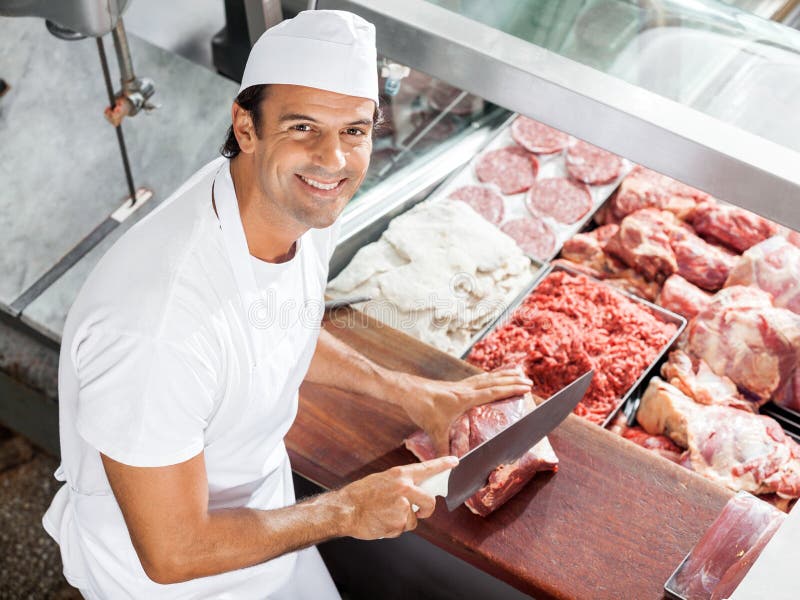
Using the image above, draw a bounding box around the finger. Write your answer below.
[432,433,451,458]
[471,383,535,406]
[404,455,459,484]
[467,370,532,390]
[405,503,418,532]
[406,486,436,518]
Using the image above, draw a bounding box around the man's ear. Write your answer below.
[231,103,257,154]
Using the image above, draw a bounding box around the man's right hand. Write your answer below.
[331,456,458,540]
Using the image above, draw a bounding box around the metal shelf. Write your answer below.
[316,0,800,230]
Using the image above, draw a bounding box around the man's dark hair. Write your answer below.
[220,84,384,159]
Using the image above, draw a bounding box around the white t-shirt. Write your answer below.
[43,158,340,598]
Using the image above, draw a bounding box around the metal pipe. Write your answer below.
[111,17,136,90]
[97,36,137,204]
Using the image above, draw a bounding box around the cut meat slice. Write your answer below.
[566,140,623,185]
[404,393,559,516]
[609,165,711,222]
[501,217,556,260]
[525,177,592,224]
[725,235,800,314]
[638,377,800,498]
[447,185,505,226]
[657,274,711,320]
[668,492,785,600]
[510,116,570,154]
[475,145,539,195]
[691,201,779,253]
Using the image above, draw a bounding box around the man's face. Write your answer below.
[243,84,374,230]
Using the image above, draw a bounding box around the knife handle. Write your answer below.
[412,468,451,513]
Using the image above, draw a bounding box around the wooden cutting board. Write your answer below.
[287,310,733,599]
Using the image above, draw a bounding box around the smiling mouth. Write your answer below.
[297,174,346,191]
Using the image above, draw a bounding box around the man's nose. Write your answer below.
[312,131,347,173]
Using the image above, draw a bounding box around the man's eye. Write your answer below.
[292,124,312,132]
[345,128,365,136]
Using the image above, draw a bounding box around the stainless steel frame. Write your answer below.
[316,0,800,230]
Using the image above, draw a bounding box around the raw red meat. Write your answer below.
[404,394,558,516]
[669,492,785,600]
[661,350,756,412]
[604,208,679,282]
[467,271,677,424]
[609,165,711,222]
[525,177,592,224]
[475,145,539,195]
[510,116,570,154]
[565,140,623,185]
[691,201,779,253]
[725,235,800,314]
[639,377,800,498]
[657,274,711,320]
[500,217,556,260]
[607,414,685,463]
[670,227,738,291]
[447,185,505,226]
[687,286,800,404]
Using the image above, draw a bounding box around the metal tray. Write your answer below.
[461,263,686,427]
[425,113,632,263]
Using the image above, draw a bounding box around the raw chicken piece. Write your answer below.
[660,350,756,412]
[657,274,711,320]
[687,286,800,404]
[668,492,785,600]
[725,235,800,314]
[638,377,800,498]
[404,393,558,516]
[691,201,779,253]
[609,165,711,222]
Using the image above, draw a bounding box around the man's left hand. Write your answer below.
[392,368,534,457]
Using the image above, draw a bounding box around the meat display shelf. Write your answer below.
[315,0,800,231]
[461,263,687,427]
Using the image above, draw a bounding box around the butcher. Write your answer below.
[42,10,532,599]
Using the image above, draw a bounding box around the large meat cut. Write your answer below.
[725,235,800,314]
[607,165,711,223]
[691,201,779,253]
[404,393,558,516]
[687,286,800,405]
[638,377,800,498]
[604,208,736,290]
[657,274,711,320]
[667,492,785,600]
[467,270,678,424]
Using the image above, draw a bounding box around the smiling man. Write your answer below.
[42,10,532,599]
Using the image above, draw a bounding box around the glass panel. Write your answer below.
[348,59,506,211]
[425,0,800,153]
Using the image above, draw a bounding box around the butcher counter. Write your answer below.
[288,308,733,599]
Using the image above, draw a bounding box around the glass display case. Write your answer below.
[316,0,800,230]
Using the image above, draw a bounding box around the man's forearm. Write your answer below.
[304,329,413,409]
[144,490,349,584]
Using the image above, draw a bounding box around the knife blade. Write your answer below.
[416,370,594,511]
[324,295,372,310]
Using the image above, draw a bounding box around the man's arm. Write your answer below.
[102,450,456,585]
[304,329,533,455]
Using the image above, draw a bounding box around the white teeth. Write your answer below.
[300,175,339,190]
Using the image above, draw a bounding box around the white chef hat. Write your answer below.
[238,10,379,106]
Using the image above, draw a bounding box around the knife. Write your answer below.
[415,369,594,512]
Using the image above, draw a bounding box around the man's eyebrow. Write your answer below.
[279,113,319,123]
[278,113,373,126]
